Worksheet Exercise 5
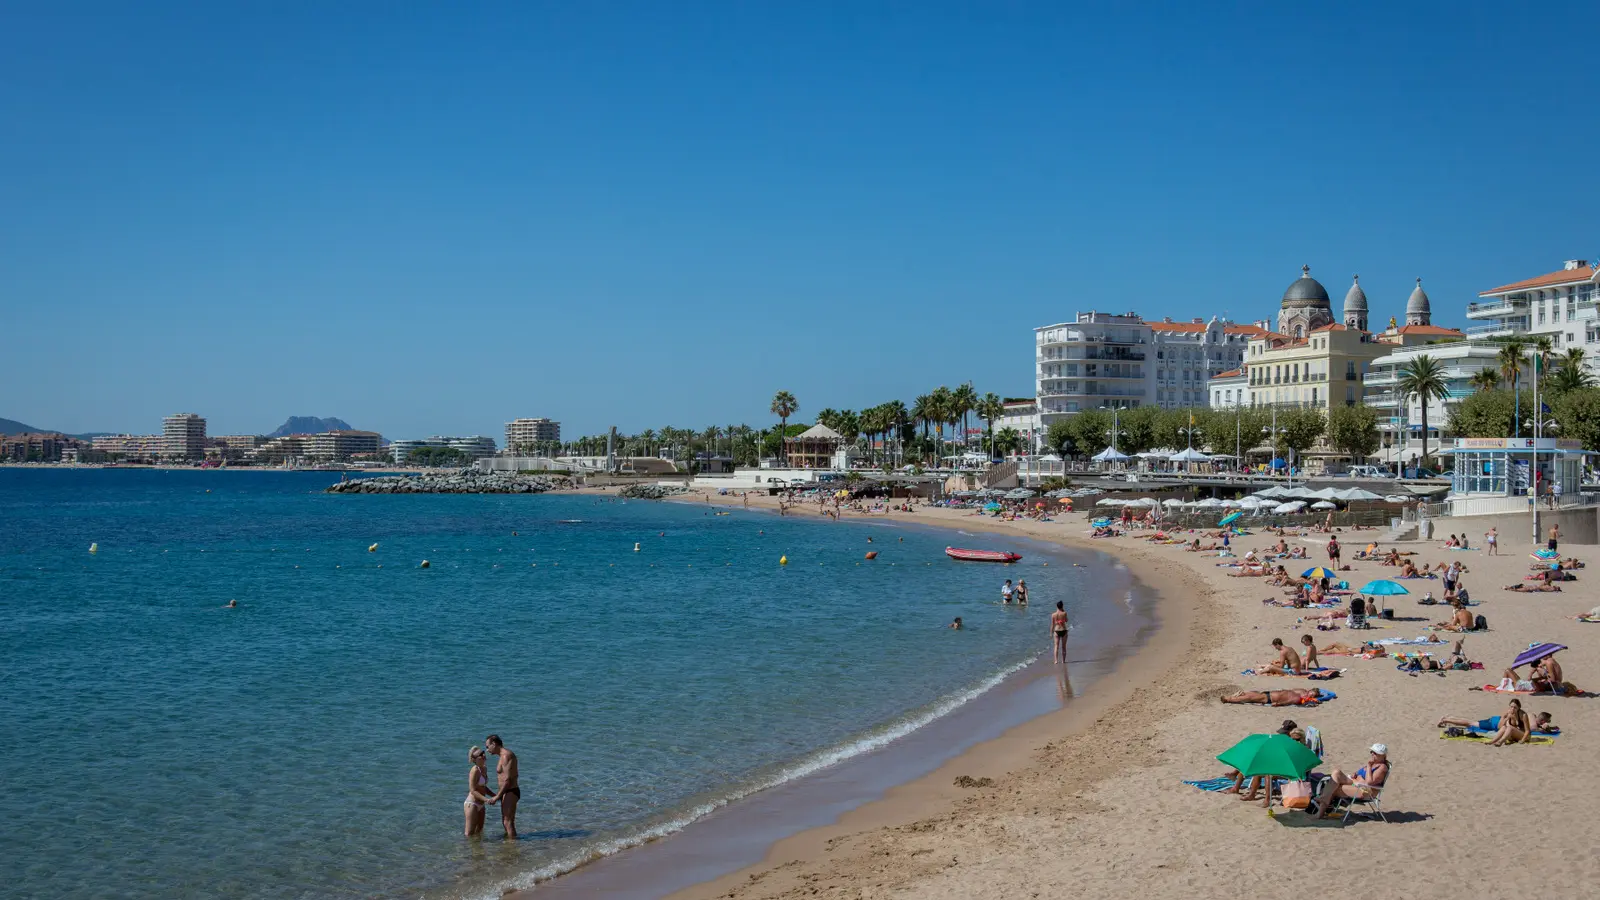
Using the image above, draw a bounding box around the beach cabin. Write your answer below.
[1445,437,1588,516]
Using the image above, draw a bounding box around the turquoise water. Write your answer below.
[0,470,1132,898]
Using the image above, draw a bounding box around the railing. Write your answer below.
[1466,299,1527,316]
[1463,322,1521,337]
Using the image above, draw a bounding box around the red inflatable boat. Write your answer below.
[945,547,1022,563]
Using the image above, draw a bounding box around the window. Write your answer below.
[1346,387,1355,405]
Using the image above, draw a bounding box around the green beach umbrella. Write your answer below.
[1216,733,1321,780]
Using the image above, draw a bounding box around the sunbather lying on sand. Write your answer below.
[1221,687,1328,706]
[1318,642,1383,656]
[1439,703,1557,744]
[1504,582,1562,592]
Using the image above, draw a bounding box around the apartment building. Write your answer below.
[1466,259,1600,371]
[303,430,382,460]
[91,434,167,460]
[390,435,497,463]
[1364,339,1497,464]
[504,418,562,452]
[162,413,207,460]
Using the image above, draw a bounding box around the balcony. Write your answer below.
[1466,298,1528,319]
[1085,349,1146,361]
[1463,322,1523,337]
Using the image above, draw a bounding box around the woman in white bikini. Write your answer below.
[464,746,494,836]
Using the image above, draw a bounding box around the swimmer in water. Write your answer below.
[223,599,238,609]
[1015,581,1029,605]
[949,617,963,630]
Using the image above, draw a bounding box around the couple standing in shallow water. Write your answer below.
[464,734,520,838]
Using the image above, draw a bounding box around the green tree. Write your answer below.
[1067,409,1113,457]
[1272,406,1326,464]
[1448,389,1530,438]
[1497,339,1527,435]
[1397,354,1451,466]
[1326,404,1381,461]
[993,426,1022,455]
[1114,405,1161,455]
[836,409,860,443]
[952,382,978,448]
[977,392,1005,459]
[1545,349,1595,396]
[1552,387,1600,451]
[1468,369,1500,392]
[1045,419,1080,458]
[770,391,798,463]
[929,386,954,462]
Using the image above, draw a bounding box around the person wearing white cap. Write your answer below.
[1311,743,1389,819]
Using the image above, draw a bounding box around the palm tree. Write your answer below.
[1468,368,1501,392]
[1397,354,1450,468]
[815,408,839,431]
[952,382,978,448]
[885,399,909,466]
[977,392,1005,457]
[1547,364,1595,394]
[930,386,954,464]
[770,391,798,464]
[1497,339,1527,436]
[910,394,934,464]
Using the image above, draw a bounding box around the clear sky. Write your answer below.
[3,3,1595,440]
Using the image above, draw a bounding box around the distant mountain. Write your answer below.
[0,417,41,435]
[268,416,355,437]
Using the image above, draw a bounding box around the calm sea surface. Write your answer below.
[0,469,1137,898]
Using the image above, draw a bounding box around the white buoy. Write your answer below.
[368,543,379,552]
[419,560,431,569]
[634,543,641,552]
[88,543,98,553]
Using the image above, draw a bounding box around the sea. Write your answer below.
[0,469,1151,899]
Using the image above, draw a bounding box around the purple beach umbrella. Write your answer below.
[1512,643,1567,669]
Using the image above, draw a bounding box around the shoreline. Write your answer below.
[508,491,1216,899]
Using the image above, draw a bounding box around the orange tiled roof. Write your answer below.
[1209,368,1243,379]
[1310,323,1353,333]
[1146,321,1208,332]
[1481,265,1595,295]
[1224,324,1272,336]
[1394,325,1465,336]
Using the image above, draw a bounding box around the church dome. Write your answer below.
[1407,278,1430,316]
[1282,265,1331,308]
[1344,275,1368,311]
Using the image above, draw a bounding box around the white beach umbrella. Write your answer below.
[1384,494,1412,504]
[1194,498,1225,508]
[1096,498,1126,506]
[1335,487,1386,502]
[1238,496,1265,507]
[1311,500,1338,510]
[1162,498,1186,507]
[1275,500,1308,513]
[1308,487,1342,501]
[1254,486,1292,499]
[1220,498,1242,507]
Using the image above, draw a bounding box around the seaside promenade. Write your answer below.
[557,488,1600,900]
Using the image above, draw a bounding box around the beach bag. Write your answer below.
[1281,781,1313,809]
[1475,614,1488,632]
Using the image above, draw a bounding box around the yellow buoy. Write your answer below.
[88,543,98,553]
[369,543,379,552]
[779,555,788,566]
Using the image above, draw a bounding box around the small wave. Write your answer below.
[483,654,1040,897]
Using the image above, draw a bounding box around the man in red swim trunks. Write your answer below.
[485,734,520,839]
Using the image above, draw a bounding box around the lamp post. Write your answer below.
[1099,404,1123,455]
[1263,408,1286,481]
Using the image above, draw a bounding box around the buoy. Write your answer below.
[419,560,430,568]
[88,543,98,553]
[780,555,788,566]
[865,551,878,560]
[634,543,641,552]
[369,543,379,552]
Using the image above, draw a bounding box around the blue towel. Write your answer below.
[1184,777,1237,791]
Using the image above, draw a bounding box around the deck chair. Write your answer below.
[1331,779,1389,824]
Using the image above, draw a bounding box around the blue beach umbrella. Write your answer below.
[1219,511,1243,527]
[1301,567,1336,580]
[1358,579,1409,596]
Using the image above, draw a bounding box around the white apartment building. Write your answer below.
[504,417,562,452]
[391,435,497,462]
[1365,340,1500,465]
[1208,369,1248,408]
[995,398,1043,453]
[163,413,207,460]
[1466,259,1599,360]
[303,430,382,460]
[91,434,166,459]
[1034,313,1262,430]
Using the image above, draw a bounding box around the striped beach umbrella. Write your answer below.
[1301,567,1336,580]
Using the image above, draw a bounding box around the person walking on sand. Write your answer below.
[484,734,520,839]
[1485,527,1498,555]
[1548,523,1560,554]
[463,746,494,837]
[1051,601,1069,663]
[1327,536,1340,567]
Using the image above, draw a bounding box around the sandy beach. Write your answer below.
[522,487,1600,900]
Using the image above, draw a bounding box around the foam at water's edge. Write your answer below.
[479,653,1041,898]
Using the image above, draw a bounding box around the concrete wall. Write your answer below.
[1432,509,1600,547]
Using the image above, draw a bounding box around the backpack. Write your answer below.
[1474,614,1488,632]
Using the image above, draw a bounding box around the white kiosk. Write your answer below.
[1446,437,1587,517]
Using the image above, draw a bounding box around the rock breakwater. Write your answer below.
[325,470,567,494]
[617,483,689,500]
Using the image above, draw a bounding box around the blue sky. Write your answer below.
[3,3,1595,440]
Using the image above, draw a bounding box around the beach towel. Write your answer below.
[1439,730,1555,745]
[1183,776,1237,792]
[1377,637,1446,646]
[1303,725,1324,758]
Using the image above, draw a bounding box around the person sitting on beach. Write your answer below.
[1399,560,1420,577]
[1434,601,1477,631]
[1444,534,1459,548]
[1439,702,1556,743]
[1300,634,1320,670]
[1220,687,1328,706]
[1311,744,1389,818]
[1534,655,1564,692]
[1289,545,1308,560]
[1259,638,1307,675]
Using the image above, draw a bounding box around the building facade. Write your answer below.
[0,432,74,462]
[91,434,167,460]
[1466,259,1599,371]
[391,435,497,462]
[995,398,1043,453]
[303,430,383,460]
[163,413,207,460]
[504,418,562,453]
[1364,338,1496,465]
[784,423,847,469]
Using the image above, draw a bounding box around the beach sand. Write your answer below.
[509,487,1600,899]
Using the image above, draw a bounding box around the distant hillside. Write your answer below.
[268,416,354,437]
[0,417,40,435]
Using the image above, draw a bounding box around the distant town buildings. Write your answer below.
[505,417,561,453]
[91,433,168,459]
[162,413,207,460]
[1,432,72,462]
[1467,258,1599,374]
[303,430,382,461]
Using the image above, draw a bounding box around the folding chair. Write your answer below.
[1331,780,1389,823]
